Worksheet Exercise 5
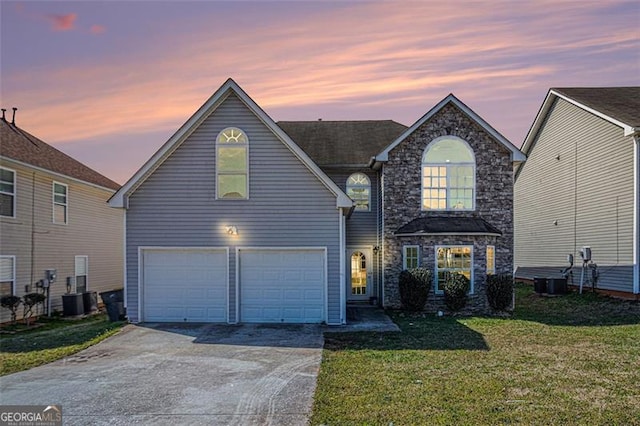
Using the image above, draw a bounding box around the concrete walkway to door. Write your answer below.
[0,323,323,426]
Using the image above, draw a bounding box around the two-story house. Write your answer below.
[0,114,124,320]
[515,87,639,297]
[108,79,524,324]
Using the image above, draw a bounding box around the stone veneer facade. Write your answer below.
[382,103,515,313]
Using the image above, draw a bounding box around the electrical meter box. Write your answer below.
[580,247,592,262]
[45,269,57,283]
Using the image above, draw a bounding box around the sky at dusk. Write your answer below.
[1,0,639,185]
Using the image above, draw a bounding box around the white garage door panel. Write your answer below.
[240,250,325,323]
[142,249,227,322]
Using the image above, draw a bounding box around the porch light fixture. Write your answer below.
[373,246,380,255]
[225,225,238,235]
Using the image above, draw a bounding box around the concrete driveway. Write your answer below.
[0,323,324,425]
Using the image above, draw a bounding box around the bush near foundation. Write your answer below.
[399,268,432,311]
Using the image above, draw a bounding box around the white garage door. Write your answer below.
[142,249,227,322]
[239,249,325,323]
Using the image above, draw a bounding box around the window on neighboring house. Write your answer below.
[403,245,419,269]
[0,167,15,218]
[346,173,371,211]
[0,256,15,297]
[422,137,475,210]
[53,182,68,224]
[435,246,473,293]
[216,127,248,199]
[486,245,496,275]
[75,256,88,293]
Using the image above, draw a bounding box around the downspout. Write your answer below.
[122,211,128,308]
[339,209,346,324]
[633,135,639,294]
[380,167,385,307]
[30,172,36,291]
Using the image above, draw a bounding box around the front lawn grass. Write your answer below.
[0,314,124,376]
[312,284,640,425]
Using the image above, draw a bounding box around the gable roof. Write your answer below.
[108,78,353,209]
[0,119,120,191]
[375,94,526,163]
[521,87,640,154]
[277,120,407,166]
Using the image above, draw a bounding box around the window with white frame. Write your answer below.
[403,245,420,269]
[346,173,371,211]
[216,127,248,199]
[422,137,475,210]
[53,182,68,224]
[0,167,15,218]
[486,245,496,275]
[75,256,88,293]
[0,256,15,297]
[435,246,473,293]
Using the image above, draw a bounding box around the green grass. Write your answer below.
[312,284,640,425]
[0,314,124,376]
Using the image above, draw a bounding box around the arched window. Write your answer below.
[346,173,371,211]
[422,136,475,210]
[216,127,248,199]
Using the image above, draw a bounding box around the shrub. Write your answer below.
[398,268,432,311]
[443,273,470,312]
[486,274,514,311]
[23,292,46,325]
[1,295,22,325]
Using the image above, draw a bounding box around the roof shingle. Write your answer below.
[395,217,503,236]
[277,120,407,166]
[0,120,120,191]
[553,87,640,127]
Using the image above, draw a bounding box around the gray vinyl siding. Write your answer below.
[0,160,123,322]
[515,98,635,292]
[324,168,381,301]
[125,93,342,323]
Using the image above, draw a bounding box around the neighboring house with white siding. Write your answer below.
[0,116,124,320]
[109,78,523,324]
[514,87,640,297]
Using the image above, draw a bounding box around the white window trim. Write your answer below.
[215,127,249,200]
[421,136,476,212]
[402,245,420,270]
[52,181,68,224]
[346,173,371,212]
[0,255,16,296]
[0,166,16,219]
[434,245,474,295]
[75,255,89,292]
[486,245,496,275]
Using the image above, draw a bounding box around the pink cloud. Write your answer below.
[46,13,77,31]
[90,24,106,35]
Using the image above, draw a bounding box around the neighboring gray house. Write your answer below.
[109,79,524,324]
[0,115,124,320]
[514,87,640,297]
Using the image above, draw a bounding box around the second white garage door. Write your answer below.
[239,249,325,323]
[142,248,227,322]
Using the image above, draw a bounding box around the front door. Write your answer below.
[347,248,372,301]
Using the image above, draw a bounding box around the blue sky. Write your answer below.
[1,0,638,183]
